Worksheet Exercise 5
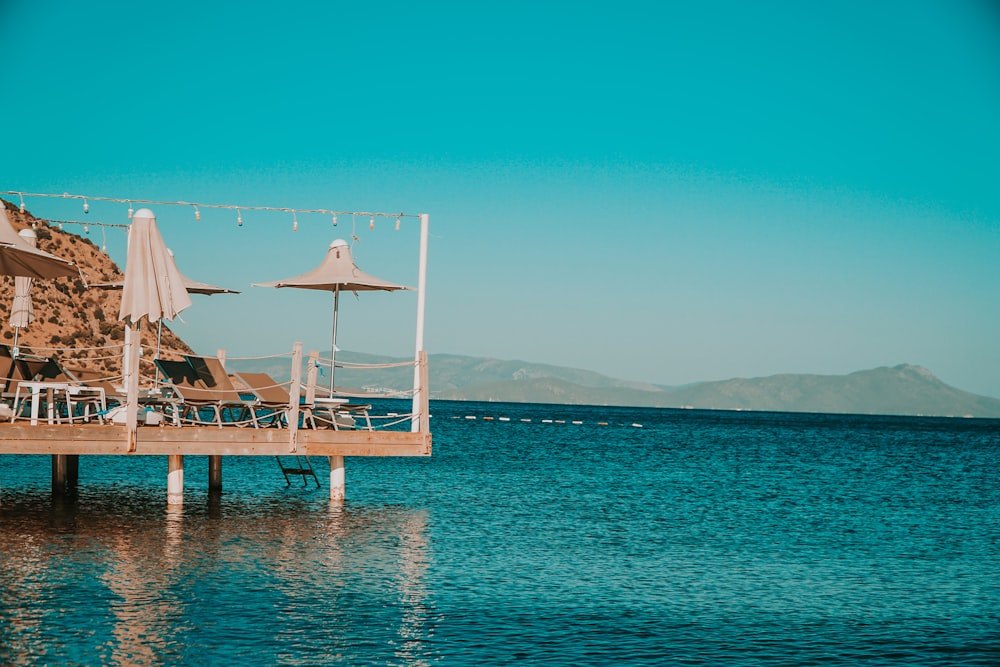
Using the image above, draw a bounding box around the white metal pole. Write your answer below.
[330,288,340,396]
[411,214,429,432]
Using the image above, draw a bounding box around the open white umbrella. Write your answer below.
[94,248,240,296]
[119,208,192,450]
[0,206,79,279]
[94,248,239,357]
[253,238,410,393]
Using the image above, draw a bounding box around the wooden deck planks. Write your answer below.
[0,424,431,457]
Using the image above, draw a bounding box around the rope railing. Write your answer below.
[314,356,417,370]
[332,387,416,399]
[223,351,295,362]
[3,340,427,432]
[24,342,125,353]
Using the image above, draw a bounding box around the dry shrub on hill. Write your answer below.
[0,199,193,376]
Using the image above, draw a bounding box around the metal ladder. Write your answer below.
[274,455,320,488]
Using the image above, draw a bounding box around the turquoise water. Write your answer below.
[1,402,998,665]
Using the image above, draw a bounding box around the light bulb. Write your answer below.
[127,201,133,219]
[18,193,24,213]
[395,216,401,231]
[83,224,89,234]
[370,216,375,230]
[58,222,63,230]
[292,213,298,232]
[194,206,201,221]
[83,199,89,214]
[332,214,338,226]
[237,209,243,227]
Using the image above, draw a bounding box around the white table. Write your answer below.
[11,381,107,425]
[12,381,67,426]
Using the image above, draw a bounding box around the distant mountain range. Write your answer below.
[8,197,992,420]
[228,351,1000,418]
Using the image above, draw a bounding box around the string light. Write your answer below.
[83,224,89,234]
[237,208,243,227]
[395,216,401,231]
[48,219,130,231]
[292,211,298,232]
[1,190,421,232]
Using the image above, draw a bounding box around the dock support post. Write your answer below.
[329,455,345,502]
[208,455,222,492]
[167,455,184,505]
[52,455,68,494]
[52,455,78,494]
[68,454,78,488]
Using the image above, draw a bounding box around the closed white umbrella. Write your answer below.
[253,238,410,393]
[118,208,192,450]
[119,210,192,325]
[9,229,38,356]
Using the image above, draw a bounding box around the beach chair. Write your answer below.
[154,356,258,428]
[63,366,124,409]
[0,345,19,399]
[231,372,292,428]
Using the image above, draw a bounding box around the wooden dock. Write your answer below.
[0,422,432,504]
[0,348,432,504]
[0,422,432,457]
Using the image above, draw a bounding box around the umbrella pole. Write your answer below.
[156,319,163,359]
[125,320,142,452]
[11,326,19,358]
[330,288,340,395]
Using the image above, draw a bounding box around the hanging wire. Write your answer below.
[2,190,420,224]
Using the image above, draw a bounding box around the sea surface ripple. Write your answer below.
[1,402,998,665]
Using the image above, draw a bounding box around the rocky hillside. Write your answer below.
[0,198,192,375]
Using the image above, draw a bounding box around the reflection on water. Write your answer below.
[2,404,1000,665]
[0,485,433,666]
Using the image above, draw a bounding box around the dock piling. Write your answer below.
[329,455,345,502]
[208,455,222,492]
[51,454,78,495]
[167,455,184,505]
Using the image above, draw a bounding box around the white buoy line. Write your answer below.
[451,415,643,428]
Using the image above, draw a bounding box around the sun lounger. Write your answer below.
[231,372,292,428]
[0,345,20,398]
[154,356,259,428]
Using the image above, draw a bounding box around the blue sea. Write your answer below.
[1,401,998,666]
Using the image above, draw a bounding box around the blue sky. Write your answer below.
[2,0,999,397]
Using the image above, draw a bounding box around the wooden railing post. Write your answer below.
[419,351,430,434]
[287,343,303,453]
